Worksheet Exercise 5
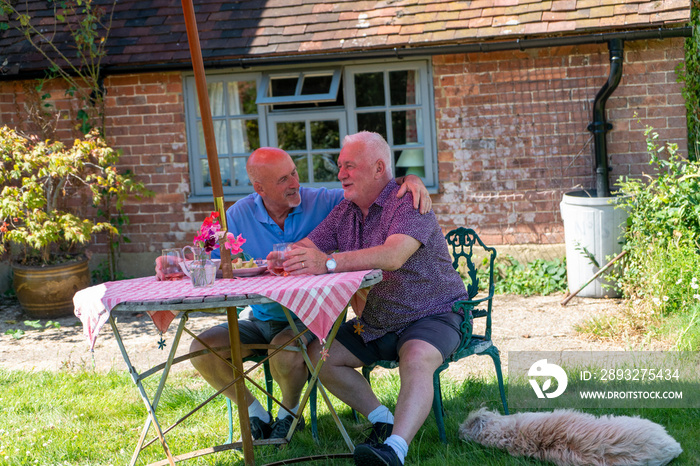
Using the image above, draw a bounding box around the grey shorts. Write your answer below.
[335,311,463,366]
[217,307,316,356]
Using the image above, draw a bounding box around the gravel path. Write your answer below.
[0,293,640,378]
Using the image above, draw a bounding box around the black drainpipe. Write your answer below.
[588,38,624,198]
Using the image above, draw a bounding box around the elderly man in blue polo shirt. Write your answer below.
[281,132,469,465]
[172,146,430,441]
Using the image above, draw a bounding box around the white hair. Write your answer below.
[343,131,392,177]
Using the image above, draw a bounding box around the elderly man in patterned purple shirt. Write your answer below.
[280,131,470,466]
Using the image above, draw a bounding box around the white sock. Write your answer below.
[247,399,270,423]
[385,434,408,464]
[278,403,299,420]
[367,405,394,425]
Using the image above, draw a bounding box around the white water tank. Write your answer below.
[560,190,629,298]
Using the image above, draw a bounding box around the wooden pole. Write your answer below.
[561,250,627,306]
[179,0,233,281]
[179,2,252,465]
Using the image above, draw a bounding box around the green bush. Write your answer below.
[613,125,700,350]
[476,255,568,296]
[615,126,700,313]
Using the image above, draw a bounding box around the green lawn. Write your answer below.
[0,368,697,465]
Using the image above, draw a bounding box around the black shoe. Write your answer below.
[269,415,305,439]
[249,412,272,440]
[353,443,401,466]
[360,422,393,446]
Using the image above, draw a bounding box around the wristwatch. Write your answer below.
[325,254,337,273]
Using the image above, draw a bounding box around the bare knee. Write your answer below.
[270,350,306,377]
[399,340,442,371]
[308,339,322,366]
[189,326,230,370]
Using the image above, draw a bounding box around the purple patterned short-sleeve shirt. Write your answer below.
[307,179,469,342]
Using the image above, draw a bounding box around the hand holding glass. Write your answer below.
[161,248,185,280]
[270,242,292,276]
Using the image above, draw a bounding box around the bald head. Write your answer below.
[246,147,294,183]
[246,147,301,214]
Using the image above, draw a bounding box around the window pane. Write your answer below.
[232,157,250,187]
[197,121,229,155]
[391,110,419,146]
[389,70,417,106]
[230,119,260,153]
[357,112,387,139]
[196,121,223,155]
[200,159,232,187]
[214,120,228,155]
[313,153,339,182]
[355,72,385,107]
[311,120,340,150]
[292,155,309,183]
[209,82,226,116]
[228,81,258,115]
[246,119,261,151]
[276,122,306,151]
[301,75,332,95]
[395,148,425,178]
[270,77,297,97]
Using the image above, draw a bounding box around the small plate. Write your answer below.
[179,259,222,278]
[229,259,267,278]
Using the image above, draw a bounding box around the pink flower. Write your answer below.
[224,232,246,254]
[194,212,245,254]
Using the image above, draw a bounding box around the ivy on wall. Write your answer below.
[677,0,700,161]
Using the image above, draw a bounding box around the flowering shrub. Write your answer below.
[609,125,700,350]
[0,126,148,265]
[194,212,245,255]
[615,126,700,314]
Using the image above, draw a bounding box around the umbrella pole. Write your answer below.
[179,0,233,281]
[180,2,253,466]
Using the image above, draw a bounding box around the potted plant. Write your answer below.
[0,125,147,317]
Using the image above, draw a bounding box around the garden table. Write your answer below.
[73,269,382,466]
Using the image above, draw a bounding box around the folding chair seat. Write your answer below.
[359,227,508,443]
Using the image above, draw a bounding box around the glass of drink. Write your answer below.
[271,242,292,276]
[161,248,185,280]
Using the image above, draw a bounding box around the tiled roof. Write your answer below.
[0,0,691,77]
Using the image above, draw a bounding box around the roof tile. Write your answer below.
[551,0,577,11]
[653,10,692,22]
[548,20,578,32]
[0,0,691,76]
[613,3,639,14]
[589,5,615,18]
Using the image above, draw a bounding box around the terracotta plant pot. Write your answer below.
[12,257,91,318]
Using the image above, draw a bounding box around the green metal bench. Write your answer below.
[360,227,508,443]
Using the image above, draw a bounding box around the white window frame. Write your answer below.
[183,59,436,201]
[345,61,436,185]
[257,69,342,105]
[267,110,347,188]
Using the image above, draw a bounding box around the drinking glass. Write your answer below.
[161,248,185,280]
[271,242,292,276]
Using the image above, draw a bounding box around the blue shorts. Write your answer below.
[335,311,463,366]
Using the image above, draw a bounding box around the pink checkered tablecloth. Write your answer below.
[73,270,375,350]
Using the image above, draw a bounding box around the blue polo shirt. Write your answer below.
[213,186,344,321]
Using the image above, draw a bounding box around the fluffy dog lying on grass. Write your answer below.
[459,408,682,466]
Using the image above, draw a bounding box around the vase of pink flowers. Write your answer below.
[185,212,245,287]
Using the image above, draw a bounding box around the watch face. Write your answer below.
[326,258,337,271]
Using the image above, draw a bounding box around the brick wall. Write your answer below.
[432,38,687,250]
[0,37,688,276]
[0,72,214,263]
